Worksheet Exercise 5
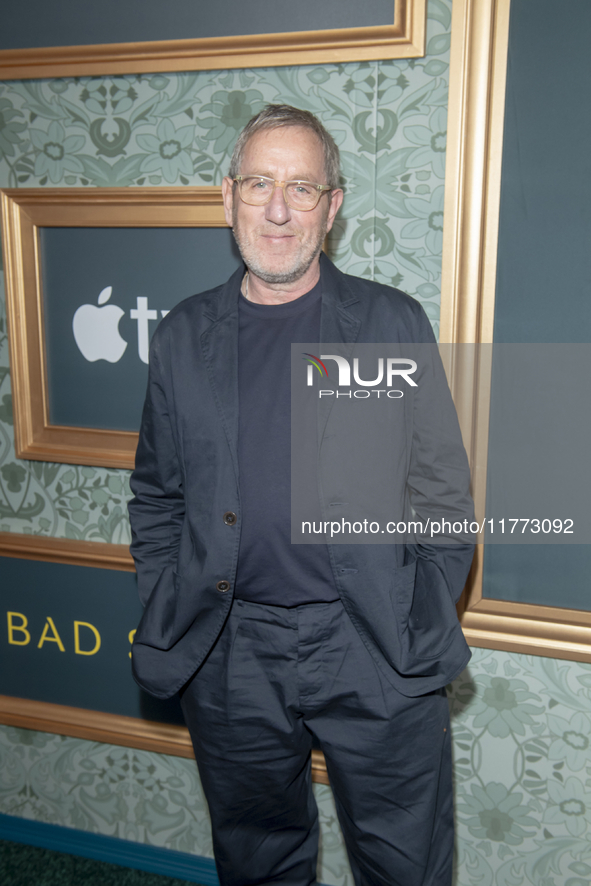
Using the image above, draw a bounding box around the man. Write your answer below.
[128,104,474,886]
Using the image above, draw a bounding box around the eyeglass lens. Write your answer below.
[239,177,321,210]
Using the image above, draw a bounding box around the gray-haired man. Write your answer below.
[129,104,473,886]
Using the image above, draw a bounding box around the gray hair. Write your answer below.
[228,104,341,189]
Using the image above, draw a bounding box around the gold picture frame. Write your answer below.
[0,186,227,470]
[0,531,134,570]
[0,1,425,80]
[440,0,591,663]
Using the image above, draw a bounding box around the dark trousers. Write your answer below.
[180,598,453,886]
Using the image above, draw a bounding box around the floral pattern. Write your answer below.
[547,712,591,771]
[451,650,591,885]
[468,675,545,738]
[544,777,591,838]
[0,97,26,161]
[457,781,537,845]
[137,118,195,183]
[404,105,447,178]
[29,121,85,183]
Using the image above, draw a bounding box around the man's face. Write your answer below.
[222,126,343,285]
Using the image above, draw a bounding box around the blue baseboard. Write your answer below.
[0,812,219,884]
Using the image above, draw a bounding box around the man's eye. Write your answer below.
[291,183,315,195]
[251,179,271,190]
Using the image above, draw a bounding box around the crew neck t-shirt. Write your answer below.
[235,280,339,606]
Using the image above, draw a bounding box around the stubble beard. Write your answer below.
[231,204,329,285]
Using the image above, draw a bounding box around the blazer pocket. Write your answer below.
[393,555,462,668]
[391,559,417,632]
[135,565,187,651]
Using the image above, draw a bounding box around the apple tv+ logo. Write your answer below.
[72,286,170,365]
[40,225,241,432]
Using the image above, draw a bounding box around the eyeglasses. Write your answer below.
[233,175,332,211]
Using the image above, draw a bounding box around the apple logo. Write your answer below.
[72,286,128,363]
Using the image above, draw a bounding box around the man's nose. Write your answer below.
[264,184,291,225]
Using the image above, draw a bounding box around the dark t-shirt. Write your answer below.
[235,279,339,606]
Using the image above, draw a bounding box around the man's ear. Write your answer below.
[222,176,235,227]
[325,188,344,234]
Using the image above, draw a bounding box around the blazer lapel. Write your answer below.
[319,253,361,344]
[200,268,243,481]
[318,255,362,438]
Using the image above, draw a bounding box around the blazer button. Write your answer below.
[223,511,237,526]
[216,580,231,593]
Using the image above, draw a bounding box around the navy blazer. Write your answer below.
[128,255,473,699]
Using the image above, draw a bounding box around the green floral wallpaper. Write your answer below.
[450,650,591,885]
[2,1,591,884]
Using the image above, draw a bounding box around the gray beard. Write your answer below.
[231,213,328,285]
[232,239,322,284]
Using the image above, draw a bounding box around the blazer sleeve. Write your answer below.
[405,308,475,603]
[128,332,185,607]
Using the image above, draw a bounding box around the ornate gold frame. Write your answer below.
[0,1,426,80]
[0,187,227,470]
[441,0,591,663]
[0,531,133,569]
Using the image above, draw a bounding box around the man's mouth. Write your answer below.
[259,231,300,243]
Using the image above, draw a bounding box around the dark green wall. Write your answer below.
[3,0,394,49]
[483,0,591,606]
[493,0,591,344]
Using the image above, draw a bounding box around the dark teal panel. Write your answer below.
[483,545,591,611]
[3,0,394,49]
[493,0,591,344]
[483,0,591,606]
[0,556,183,723]
[40,227,242,432]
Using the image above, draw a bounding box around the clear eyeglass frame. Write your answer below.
[233,175,332,211]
